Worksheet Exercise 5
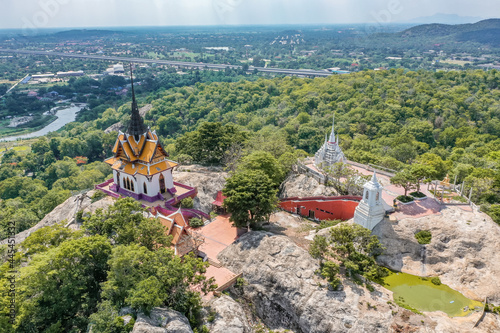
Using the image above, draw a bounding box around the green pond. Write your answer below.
[381,271,483,317]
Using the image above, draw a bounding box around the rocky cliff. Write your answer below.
[174,165,228,213]
[0,189,115,245]
[280,174,337,199]
[131,307,193,333]
[373,205,500,304]
[206,295,253,333]
[217,231,395,333]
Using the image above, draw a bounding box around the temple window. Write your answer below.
[365,192,369,200]
[143,182,147,194]
[376,192,380,201]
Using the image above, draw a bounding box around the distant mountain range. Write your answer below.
[403,13,484,25]
[400,18,500,45]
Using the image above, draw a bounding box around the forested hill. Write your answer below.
[140,69,500,156]
[401,18,500,44]
[139,69,499,218]
[1,69,499,242]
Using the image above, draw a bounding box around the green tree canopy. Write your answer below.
[223,170,278,230]
[83,197,171,250]
[310,223,386,289]
[14,236,112,332]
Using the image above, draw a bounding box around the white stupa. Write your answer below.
[314,114,345,168]
[353,172,386,231]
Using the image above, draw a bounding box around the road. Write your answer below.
[0,73,30,99]
[0,48,333,78]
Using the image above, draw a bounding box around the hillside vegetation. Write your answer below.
[1,69,500,238]
[401,18,500,44]
[140,69,499,220]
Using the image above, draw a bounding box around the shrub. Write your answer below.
[91,190,106,203]
[397,195,414,203]
[234,277,247,288]
[76,210,84,222]
[409,191,426,198]
[315,219,341,231]
[415,230,432,244]
[189,217,204,228]
[179,197,194,208]
[431,277,441,285]
[206,310,216,323]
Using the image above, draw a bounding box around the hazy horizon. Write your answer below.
[0,0,496,31]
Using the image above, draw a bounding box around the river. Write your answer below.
[0,104,85,142]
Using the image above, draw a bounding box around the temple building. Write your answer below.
[314,115,345,168]
[151,207,203,256]
[103,71,180,203]
[353,172,386,231]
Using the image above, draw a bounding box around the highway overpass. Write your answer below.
[0,48,334,78]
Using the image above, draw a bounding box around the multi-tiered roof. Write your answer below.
[104,67,177,175]
[314,114,345,167]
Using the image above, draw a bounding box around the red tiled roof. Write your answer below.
[212,191,227,207]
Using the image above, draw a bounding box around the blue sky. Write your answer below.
[0,0,496,29]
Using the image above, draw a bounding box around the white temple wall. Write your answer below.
[164,169,174,189]
[149,174,161,195]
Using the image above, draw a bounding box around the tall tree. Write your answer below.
[310,224,385,288]
[237,151,285,187]
[391,169,418,196]
[223,170,278,231]
[101,245,215,323]
[14,236,112,332]
[408,164,437,192]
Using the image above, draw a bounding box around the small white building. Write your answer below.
[314,115,345,168]
[353,172,386,231]
[113,64,125,73]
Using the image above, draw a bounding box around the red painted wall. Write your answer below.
[279,196,362,221]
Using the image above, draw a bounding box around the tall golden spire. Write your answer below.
[127,63,146,141]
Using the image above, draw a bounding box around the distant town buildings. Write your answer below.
[56,70,84,77]
[106,63,125,75]
[113,64,125,73]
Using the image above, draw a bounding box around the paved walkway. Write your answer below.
[198,214,245,261]
[349,165,443,219]
[196,215,246,299]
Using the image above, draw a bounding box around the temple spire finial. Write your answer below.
[127,63,146,141]
[329,114,336,142]
[371,171,379,184]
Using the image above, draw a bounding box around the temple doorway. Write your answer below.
[159,174,166,194]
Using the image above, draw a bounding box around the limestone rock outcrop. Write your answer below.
[217,231,394,333]
[0,190,115,245]
[131,308,193,333]
[373,206,500,303]
[206,295,252,333]
[174,165,228,213]
[280,174,337,199]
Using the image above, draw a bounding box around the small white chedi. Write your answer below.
[314,115,345,167]
[354,172,386,231]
